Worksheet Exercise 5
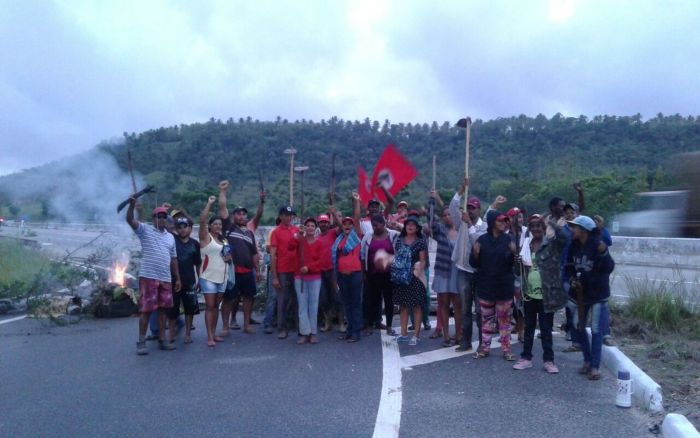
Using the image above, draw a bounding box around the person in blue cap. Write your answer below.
[565,215,615,381]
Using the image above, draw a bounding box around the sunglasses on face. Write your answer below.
[177,223,190,228]
[156,214,168,219]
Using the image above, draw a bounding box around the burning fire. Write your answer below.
[109,253,130,287]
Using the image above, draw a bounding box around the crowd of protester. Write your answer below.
[126,177,615,380]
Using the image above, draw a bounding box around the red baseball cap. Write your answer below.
[495,214,509,222]
[506,207,521,217]
[152,206,168,216]
[317,214,330,223]
[467,197,481,209]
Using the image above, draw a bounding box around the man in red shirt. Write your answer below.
[270,206,299,339]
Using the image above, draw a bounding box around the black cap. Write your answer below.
[368,199,381,206]
[232,206,248,214]
[279,205,296,216]
[404,215,420,226]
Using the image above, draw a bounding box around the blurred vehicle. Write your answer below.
[613,191,688,237]
[613,151,700,238]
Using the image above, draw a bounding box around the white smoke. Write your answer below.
[0,140,143,235]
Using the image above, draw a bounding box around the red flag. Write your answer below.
[357,166,373,204]
[371,144,418,203]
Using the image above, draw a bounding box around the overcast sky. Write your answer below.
[2,0,700,175]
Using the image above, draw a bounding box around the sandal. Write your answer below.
[579,363,592,375]
[503,352,516,361]
[473,350,490,359]
[588,368,601,380]
[442,340,452,348]
[429,330,443,339]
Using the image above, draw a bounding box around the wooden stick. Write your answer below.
[432,155,436,190]
[463,117,472,210]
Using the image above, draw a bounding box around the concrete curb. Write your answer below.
[662,413,700,438]
[585,328,663,411]
[584,329,700,436]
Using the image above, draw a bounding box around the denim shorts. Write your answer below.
[199,277,225,294]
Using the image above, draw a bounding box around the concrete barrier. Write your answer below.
[609,236,700,303]
[662,413,700,438]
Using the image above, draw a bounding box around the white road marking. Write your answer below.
[373,332,403,438]
[374,317,534,436]
[0,315,27,325]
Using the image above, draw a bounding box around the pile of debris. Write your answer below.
[91,282,138,318]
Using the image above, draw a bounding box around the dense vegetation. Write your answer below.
[2,113,700,223]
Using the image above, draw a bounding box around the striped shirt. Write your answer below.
[134,223,176,282]
[431,222,455,277]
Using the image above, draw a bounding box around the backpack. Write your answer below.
[391,240,413,285]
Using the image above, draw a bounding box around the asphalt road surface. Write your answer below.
[0,313,654,437]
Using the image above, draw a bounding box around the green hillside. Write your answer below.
[2,113,699,223]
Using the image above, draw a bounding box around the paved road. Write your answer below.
[0,313,654,437]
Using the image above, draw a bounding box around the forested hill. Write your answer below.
[3,113,700,223]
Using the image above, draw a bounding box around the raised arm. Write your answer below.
[126,197,139,231]
[199,196,216,246]
[218,180,230,220]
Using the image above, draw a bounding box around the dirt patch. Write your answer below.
[610,306,700,430]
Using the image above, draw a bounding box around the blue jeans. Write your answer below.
[295,278,321,335]
[338,272,363,339]
[570,300,610,369]
[263,268,277,328]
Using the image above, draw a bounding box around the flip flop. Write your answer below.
[588,369,601,380]
[473,351,489,359]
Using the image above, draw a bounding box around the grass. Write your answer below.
[0,240,52,299]
[624,269,700,335]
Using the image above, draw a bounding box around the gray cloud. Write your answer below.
[1,0,699,175]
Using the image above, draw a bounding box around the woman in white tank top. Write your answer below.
[199,196,231,347]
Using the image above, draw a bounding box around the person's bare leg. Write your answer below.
[205,294,217,345]
[453,294,463,343]
[413,306,422,338]
[138,312,150,338]
[243,297,254,333]
[400,307,409,336]
[439,295,450,341]
[157,309,167,342]
[219,297,232,337]
[184,315,193,343]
